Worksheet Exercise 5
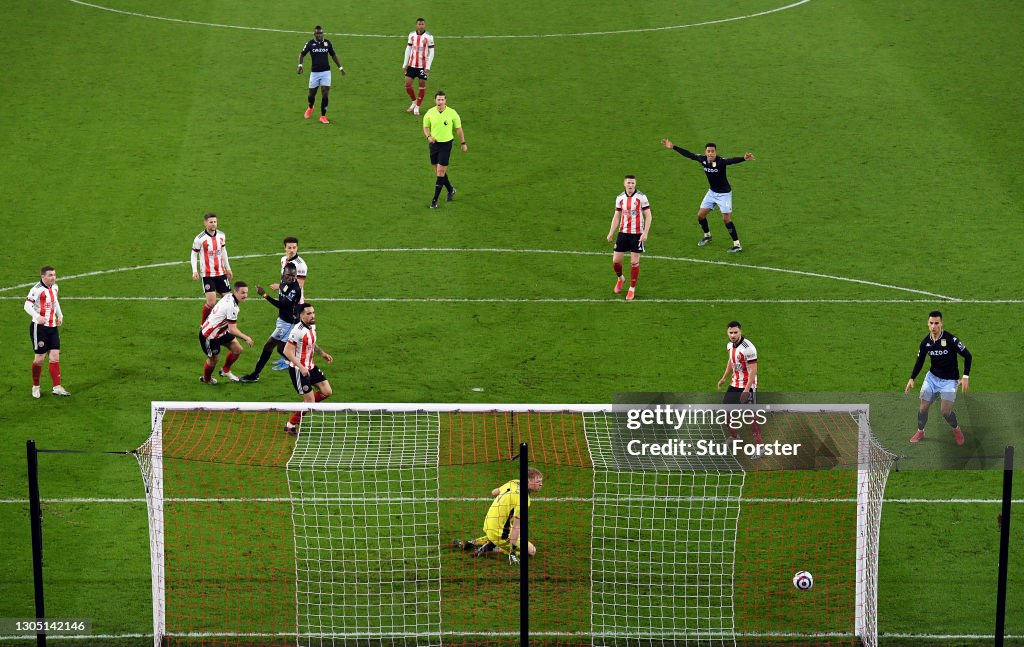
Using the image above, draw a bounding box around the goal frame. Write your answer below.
[142,400,886,647]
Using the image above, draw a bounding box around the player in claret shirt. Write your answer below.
[402,18,435,116]
[905,311,972,445]
[661,139,755,252]
[298,25,346,124]
[25,266,69,398]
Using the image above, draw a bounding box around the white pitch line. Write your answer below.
[66,0,812,39]
[2,296,1023,304]
[1,497,1019,505]
[2,631,1021,642]
[0,247,965,300]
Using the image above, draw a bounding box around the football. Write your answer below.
[793,571,814,591]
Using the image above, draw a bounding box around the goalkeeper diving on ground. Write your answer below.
[453,468,543,565]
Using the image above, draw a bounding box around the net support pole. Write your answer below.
[519,441,529,647]
[26,440,46,647]
[995,445,1014,647]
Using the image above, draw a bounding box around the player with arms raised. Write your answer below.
[402,18,435,116]
[198,282,254,384]
[191,212,232,323]
[25,265,70,398]
[453,468,544,565]
[661,139,755,252]
[606,175,652,301]
[283,304,335,435]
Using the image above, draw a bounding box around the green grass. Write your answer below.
[2,0,1024,644]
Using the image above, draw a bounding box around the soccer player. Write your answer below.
[191,212,232,323]
[905,311,972,445]
[716,321,763,446]
[298,25,346,125]
[606,175,652,301]
[240,264,303,383]
[25,266,70,398]
[453,468,544,565]
[272,236,308,294]
[283,304,335,435]
[402,18,435,116]
[422,91,467,208]
[198,282,255,384]
[661,139,755,252]
[268,238,307,371]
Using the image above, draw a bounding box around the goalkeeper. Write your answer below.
[455,468,543,562]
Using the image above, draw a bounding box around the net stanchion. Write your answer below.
[439,411,592,647]
[994,445,1014,647]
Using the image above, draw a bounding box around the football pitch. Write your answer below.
[1,0,1023,645]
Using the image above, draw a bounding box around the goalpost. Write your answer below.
[136,402,896,647]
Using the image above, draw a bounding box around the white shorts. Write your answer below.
[700,190,733,214]
[920,372,958,402]
[271,318,296,343]
[309,71,331,89]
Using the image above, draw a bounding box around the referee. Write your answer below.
[422,90,467,209]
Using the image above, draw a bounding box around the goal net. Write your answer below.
[136,402,896,647]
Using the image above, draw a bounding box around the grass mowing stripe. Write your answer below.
[65,0,813,39]
[8,296,1024,303]
[3,497,1020,504]
[0,247,959,299]
[3,631,1021,641]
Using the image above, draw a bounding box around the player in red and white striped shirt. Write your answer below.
[283,303,334,435]
[198,282,254,384]
[190,212,233,323]
[402,18,435,116]
[606,175,653,301]
[717,321,763,445]
[25,266,69,398]
[271,236,308,295]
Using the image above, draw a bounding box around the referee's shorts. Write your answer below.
[429,140,453,166]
